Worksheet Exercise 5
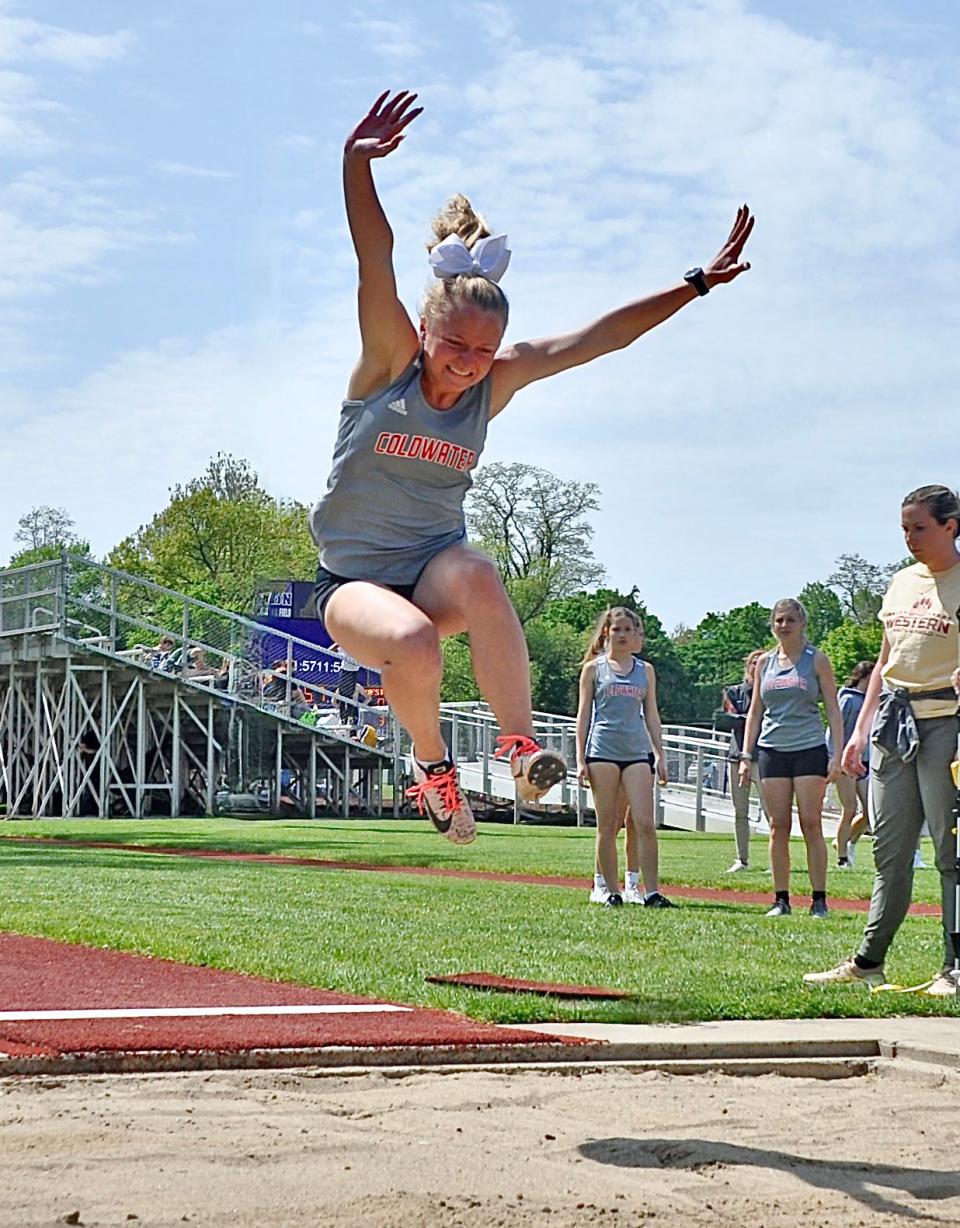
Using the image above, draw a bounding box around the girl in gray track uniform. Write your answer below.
[741,598,843,919]
[576,607,671,907]
[322,90,755,846]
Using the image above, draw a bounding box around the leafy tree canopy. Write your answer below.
[466,462,604,623]
[797,581,844,645]
[107,453,317,615]
[826,552,897,626]
[819,619,883,683]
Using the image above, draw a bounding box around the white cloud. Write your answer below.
[0,14,134,72]
[281,133,316,150]
[150,161,237,180]
[349,17,428,63]
[0,169,177,300]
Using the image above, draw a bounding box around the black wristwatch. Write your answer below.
[684,267,710,296]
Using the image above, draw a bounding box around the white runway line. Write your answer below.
[0,1004,410,1021]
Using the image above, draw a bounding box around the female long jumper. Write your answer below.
[312,90,755,844]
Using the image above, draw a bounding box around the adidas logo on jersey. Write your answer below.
[387,398,407,415]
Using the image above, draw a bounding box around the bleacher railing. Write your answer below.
[0,555,395,753]
[0,555,810,825]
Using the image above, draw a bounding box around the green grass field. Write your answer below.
[0,818,955,1024]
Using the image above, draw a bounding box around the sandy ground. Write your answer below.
[3,1063,960,1228]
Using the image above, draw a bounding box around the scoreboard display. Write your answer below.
[251,580,381,692]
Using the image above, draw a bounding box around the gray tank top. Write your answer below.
[586,656,651,760]
[309,354,490,585]
[758,644,825,752]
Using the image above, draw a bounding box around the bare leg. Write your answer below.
[621,764,658,894]
[762,776,794,893]
[413,543,533,737]
[795,774,828,893]
[324,583,446,763]
[587,762,624,896]
[620,791,639,873]
[834,773,858,858]
[850,778,871,845]
[597,788,630,878]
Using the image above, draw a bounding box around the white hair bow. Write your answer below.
[428,232,511,283]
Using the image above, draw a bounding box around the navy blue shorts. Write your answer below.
[758,744,829,780]
[314,564,419,624]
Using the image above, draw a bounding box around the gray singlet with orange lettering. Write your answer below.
[586,656,651,760]
[309,354,491,585]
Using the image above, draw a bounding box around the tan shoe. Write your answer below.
[803,956,885,988]
[406,757,476,844]
[494,735,567,803]
[924,970,958,997]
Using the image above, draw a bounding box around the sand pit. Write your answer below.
[3,1062,960,1227]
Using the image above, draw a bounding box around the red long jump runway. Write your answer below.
[0,934,578,1077]
[0,835,941,915]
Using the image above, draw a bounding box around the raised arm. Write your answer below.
[343,91,423,400]
[490,205,754,415]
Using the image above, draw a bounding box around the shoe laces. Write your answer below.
[494,734,540,763]
[405,764,461,816]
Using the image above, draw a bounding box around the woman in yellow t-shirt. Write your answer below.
[805,484,960,996]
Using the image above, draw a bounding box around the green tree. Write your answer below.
[798,581,844,645]
[677,602,772,690]
[108,454,317,615]
[14,505,80,553]
[440,636,481,704]
[8,540,92,569]
[466,462,604,623]
[524,617,585,714]
[9,505,87,569]
[827,553,895,626]
[819,620,883,683]
[541,587,693,721]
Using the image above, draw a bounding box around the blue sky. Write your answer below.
[1,0,957,629]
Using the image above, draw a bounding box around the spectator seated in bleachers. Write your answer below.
[129,634,176,669]
[184,646,219,681]
[262,660,314,719]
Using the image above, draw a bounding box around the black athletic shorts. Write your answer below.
[758,744,829,780]
[314,564,419,624]
[585,754,655,772]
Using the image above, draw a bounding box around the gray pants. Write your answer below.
[859,715,959,969]
[729,760,765,864]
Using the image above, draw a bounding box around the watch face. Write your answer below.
[684,268,702,279]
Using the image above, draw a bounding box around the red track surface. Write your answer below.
[0,834,941,915]
[0,934,570,1064]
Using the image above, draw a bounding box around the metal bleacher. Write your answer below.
[0,554,785,837]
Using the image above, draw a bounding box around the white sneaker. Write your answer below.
[495,734,567,803]
[405,758,475,844]
[588,886,609,904]
[623,885,645,904]
[726,859,749,873]
[925,970,958,997]
[803,956,885,988]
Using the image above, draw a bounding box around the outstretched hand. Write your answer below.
[345,90,423,160]
[704,205,755,288]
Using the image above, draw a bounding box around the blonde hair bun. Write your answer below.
[427,194,491,253]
